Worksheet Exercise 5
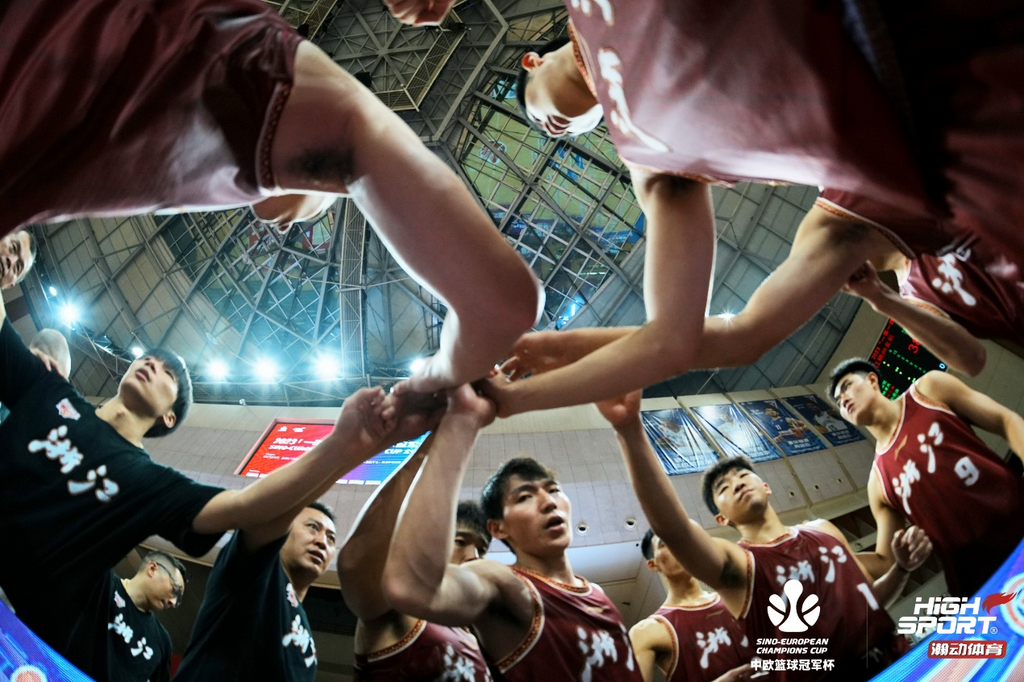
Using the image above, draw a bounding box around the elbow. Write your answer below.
[960,344,987,378]
[381,567,430,617]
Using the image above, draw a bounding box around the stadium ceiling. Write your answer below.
[25,0,860,406]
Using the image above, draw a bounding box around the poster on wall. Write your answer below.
[640,408,720,476]
[739,399,825,457]
[238,420,429,485]
[785,394,866,447]
[691,404,780,463]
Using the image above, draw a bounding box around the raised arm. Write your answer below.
[382,386,529,627]
[192,387,439,550]
[598,391,749,616]
[694,204,890,369]
[485,170,715,416]
[916,371,1024,461]
[336,433,431,621]
[842,262,986,375]
[628,617,670,682]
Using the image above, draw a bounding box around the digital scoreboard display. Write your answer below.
[237,419,429,485]
[869,319,947,399]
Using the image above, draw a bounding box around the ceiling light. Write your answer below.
[48,286,58,296]
[315,355,341,379]
[718,312,736,321]
[58,303,79,327]
[130,346,144,359]
[255,358,278,383]
[409,357,427,374]
[208,359,228,381]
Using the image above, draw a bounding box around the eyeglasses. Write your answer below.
[153,563,184,607]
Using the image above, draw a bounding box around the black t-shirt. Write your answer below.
[175,532,319,682]
[64,571,172,682]
[0,319,224,650]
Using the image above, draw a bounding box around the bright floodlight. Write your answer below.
[255,358,278,382]
[208,359,229,381]
[130,346,144,359]
[409,357,427,374]
[58,303,79,327]
[316,355,341,379]
[718,312,736,321]
[48,286,58,296]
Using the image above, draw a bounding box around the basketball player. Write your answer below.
[630,529,752,682]
[381,385,642,681]
[338,435,493,681]
[597,389,931,680]
[829,358,1024,596]
[1,0,542,394]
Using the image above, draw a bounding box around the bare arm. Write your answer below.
[628,618,670,682]
[598,391,749,616]
[695,204,888,369]
[843,262,986,375]
[336,434,431,621]
[858,469,903,578]
[382,386,530,626]
[192,387,437,550]
[485,171,715,416]
[916,371,1024,461]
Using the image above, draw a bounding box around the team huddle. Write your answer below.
[1,0,1023,680]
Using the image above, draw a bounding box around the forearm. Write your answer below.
[872,561,911,609]
[615,418,731,588]
[870,293,986,375]
[855,551,894,581]
[338,442,430,618]
[503,321,693,415]
[383,413,481,612]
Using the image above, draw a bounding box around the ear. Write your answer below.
[521,51,543,71]
[763,481,772,496]
[160,411,177,431]
[646,558,658,573]
[714,512,732,528]
[867,372,881,389]
[486,518,507,543]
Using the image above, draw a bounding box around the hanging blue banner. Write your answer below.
[691,403,780,463]
[785,394,865,447]
[640,408,719,475]
[740,399,825,457]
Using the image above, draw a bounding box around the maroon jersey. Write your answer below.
[650,596,750,682]
[899,240,1024,343]
[354,619,492,682]
[0,0,302,232]
[564,3,936,220]
[494,567,641,682]
[874,385,1024,595]
[740,526,901,681]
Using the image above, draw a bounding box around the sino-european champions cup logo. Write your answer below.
[768,580,820,633]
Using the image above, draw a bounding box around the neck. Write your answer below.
[863,396,903,444]
[662,575,711,607]
[734,505,788,544]
[554,44,599,114]
[514,549,580,587]
[283,562,315,603]
[95,397,153,447]
[122,577,150,613]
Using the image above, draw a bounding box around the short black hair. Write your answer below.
[307,500,336,524]
[456,500,492,555]
[701,455,755,515]
[827,358,879,404]
[142,349,193,438]
[481,457,559,550]
[140,550,187,581]
[641,528,657,560]
[515,36,571,132]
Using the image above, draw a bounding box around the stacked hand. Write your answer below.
[841,262,892,305]
[892,525,932,572]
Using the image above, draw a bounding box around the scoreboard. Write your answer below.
[869,319,947,399]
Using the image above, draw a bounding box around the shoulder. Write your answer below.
[914,371,963,402]
[802,519,846,545]
[629,615,671,647]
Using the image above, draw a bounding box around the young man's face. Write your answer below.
[281,507,338,581]
[0,231,33,289]
[765,407,780,420]
[490,474,572,557]
[712,467,770,526]
[647,533,691,582]
[143,560,184,611]
[119,355,180,428]
[449,526,489,565]
[521,52,603,138]
[832,372,881,425]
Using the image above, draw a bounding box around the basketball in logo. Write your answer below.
[12,665,48,682]
[767,580,820,633]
